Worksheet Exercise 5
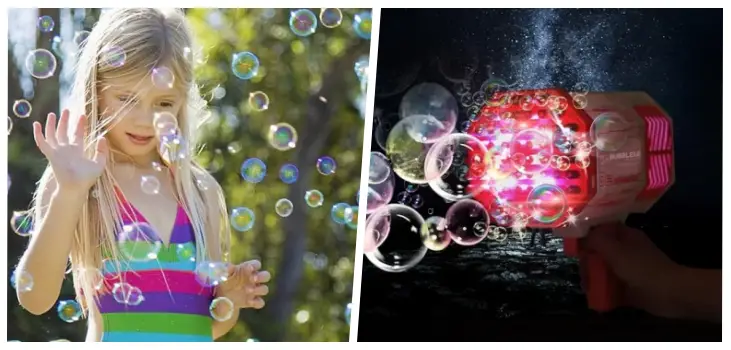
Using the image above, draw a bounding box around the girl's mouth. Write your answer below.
[126,133,154,145]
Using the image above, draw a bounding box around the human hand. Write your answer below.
[216,260,270,309]
[32,110,109,193]
[580,223,685,318]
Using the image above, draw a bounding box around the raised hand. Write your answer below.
[33,110,109,193]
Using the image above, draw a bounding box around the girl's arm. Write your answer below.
[17,176,88,315]
[200,173,238,339]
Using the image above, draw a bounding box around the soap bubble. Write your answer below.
[230,207,255,232]
[25,49,57,79]
[289,9,317,37]
[364,204,427,273]
[399,83,458,137]
[232,51,260,80]
[445,199,489,246]
[420,216,450,251]
[369,151,391,184]
[118,223,162,261]
[353,11,372,39]
[320,8,343,28]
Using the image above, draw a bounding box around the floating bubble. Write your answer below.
[230,207,255,232]
[275,198,294,217]
[12,100,32,119]
[112,282,145,306]
[590,112,629,152]
[320,8,343,28]
[364,210,389,253]
[195,261,229,287]
[118,223,162,262]
[51,36,63,56]
[404,114,454,144]
[7,116,12,135]
[399,83,458,137]
[365,204,427,272]
[289,9,317,37]
[411,194,424,208]
[345,206,359,230]
[210,296,235,321]
[572,82,590,95]
[528,184,567,224]
[353,11,372,40]
[267,123,297,151]
[369,152,390,184]
[331,203,353,225]
[176,243,196,262]
[11,269,33,292]
[509,129,553,175]
[304,189,324,208]
[159,136,188,164]
[354,56,369,81]
[10,211,34,237]
[232,51,260,80]
[56,300,82,323]
[73,30,90,47]
[25,49,57,79]
[151,66,175,89]
[240,158,267,183]
[279,164,299,184]
[345,303,352,325]
[420,216,450,251]
[445,199,490,246]
[37,15,55,32]
[140,175,160,195]
[426,133,489,201]
[248,91,269,111]
[366,167,395,214]
[385,116,435,184]
[316,156,337,175]
[487,225,508,242]
[572,94,588,109]
[101,45,126,68]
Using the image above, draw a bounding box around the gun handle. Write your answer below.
[564,238,624,312]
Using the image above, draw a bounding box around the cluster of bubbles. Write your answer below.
[232,154,357,228]
[363,78,626,272]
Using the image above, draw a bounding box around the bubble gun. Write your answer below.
[467,88,675,312]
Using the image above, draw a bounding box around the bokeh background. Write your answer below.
[7,8,371,342]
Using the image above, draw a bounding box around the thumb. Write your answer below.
[583,222,626,266]
[93,137,109,166]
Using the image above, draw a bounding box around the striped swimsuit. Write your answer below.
[97,193,214,342]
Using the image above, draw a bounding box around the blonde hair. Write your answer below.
[31,8,230,315]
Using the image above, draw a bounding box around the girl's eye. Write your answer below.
[118,96,137,104]
[159,101,175,108]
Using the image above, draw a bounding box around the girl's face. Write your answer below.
[99,76,184,163]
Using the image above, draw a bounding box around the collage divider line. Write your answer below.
[350,7,381,343]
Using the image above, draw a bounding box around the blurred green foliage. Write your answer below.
[7,8,368,342]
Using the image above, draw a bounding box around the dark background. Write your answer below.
[359,8,722,341]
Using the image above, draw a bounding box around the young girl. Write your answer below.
[16,8,270,342]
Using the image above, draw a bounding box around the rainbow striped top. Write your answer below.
[97,194,214,342]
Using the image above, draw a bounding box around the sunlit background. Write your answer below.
[7,8,371,342]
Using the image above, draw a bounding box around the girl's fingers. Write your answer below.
[71,114,87,145]
[247,297,265,309]
[92,137,109,166]
[32,122,52,156]
[56,110,70,144]
[45,113,57,146]
[243,260,262,273]
[253,271,271,284]
[251,284,269,296]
